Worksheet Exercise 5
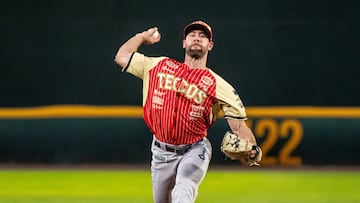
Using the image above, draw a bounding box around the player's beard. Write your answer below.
[186,46,205,59]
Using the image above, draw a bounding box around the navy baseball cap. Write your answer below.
[183,20,213,41]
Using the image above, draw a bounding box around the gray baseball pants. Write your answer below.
[151,136,212,203]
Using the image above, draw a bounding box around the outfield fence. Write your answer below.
[0,105,359,166]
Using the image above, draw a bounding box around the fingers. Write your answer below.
[249,145,261,159]
[147,27,158,34]
[143,27,161,44]
[243,150,256,159]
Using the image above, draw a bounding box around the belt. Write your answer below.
[154,139,202,155]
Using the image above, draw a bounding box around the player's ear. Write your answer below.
[182,39,186,48]
[208,41,214,51]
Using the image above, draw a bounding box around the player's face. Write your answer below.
[183,30,213,59]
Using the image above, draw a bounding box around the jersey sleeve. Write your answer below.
[122,52,166,79]
[210,69,247,120]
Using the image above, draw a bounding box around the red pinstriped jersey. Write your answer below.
[124,52,247,145]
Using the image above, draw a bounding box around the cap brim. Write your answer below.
[184,23,212,41]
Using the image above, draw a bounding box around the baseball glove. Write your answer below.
[220,131,262,166]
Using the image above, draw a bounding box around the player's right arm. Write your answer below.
[114,27,161,69]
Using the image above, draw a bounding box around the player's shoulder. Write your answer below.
[206,68,237,92]
[207,68,227,82]
[135,52,170,68]
[137,52,168,61]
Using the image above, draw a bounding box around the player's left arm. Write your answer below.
[226,118,259,159]
[210,70,259,157]
[227,118,257,145]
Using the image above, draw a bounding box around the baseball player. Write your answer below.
[114,20,260,203]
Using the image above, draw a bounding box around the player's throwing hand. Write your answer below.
[142,27,161,44]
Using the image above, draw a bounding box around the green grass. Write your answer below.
[0,169,359,203]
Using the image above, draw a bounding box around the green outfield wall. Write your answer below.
[0,105,359,166]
